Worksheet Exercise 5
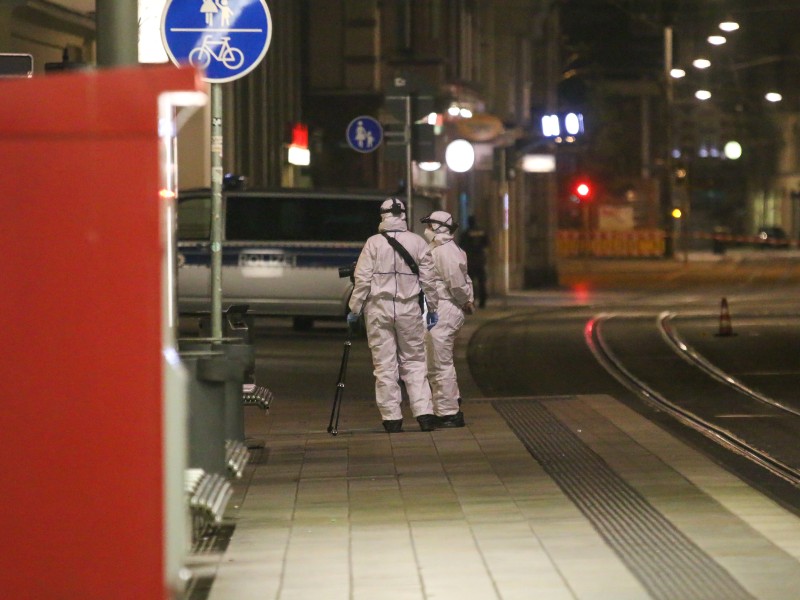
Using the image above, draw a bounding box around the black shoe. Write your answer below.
[435,411,465,428]
[382,419,403,433]
[416,414,437,432]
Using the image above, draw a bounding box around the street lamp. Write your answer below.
[444,139,475,173]
[724,141,742,160]
[695,89,712,101]
[667,9,800,258]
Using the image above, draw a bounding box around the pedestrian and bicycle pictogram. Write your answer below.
[162,0,272,84]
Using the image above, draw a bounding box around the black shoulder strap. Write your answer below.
[381,232,419,275]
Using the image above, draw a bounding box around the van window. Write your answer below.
[225,194,379,242]
[177,195,212,240]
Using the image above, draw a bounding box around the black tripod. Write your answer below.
[328,264,363,436]
[327,321,355,436]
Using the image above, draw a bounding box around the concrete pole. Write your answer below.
[96,0,139,67]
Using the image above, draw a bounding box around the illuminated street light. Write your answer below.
[724,141,742,160]
[541,114,560,137]
[695,89,711,101]
[693,58,711,69]
[520,154,556,173]
[445,139,474,173]
[719,19,739,32]
[765,92,783,103]
[670,68,686,79]
[707,35,726,46]
[564,112,583,135]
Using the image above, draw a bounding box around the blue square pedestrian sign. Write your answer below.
[162,0,272,83]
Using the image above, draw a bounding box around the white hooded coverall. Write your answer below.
[423,216,474,417]
[348,208,440,421]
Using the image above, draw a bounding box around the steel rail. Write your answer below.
[585,314,800,487]
[658,311,800,418]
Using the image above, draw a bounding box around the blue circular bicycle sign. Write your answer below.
[161,0,272,83]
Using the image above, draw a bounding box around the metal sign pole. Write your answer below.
[404,94,413,224]
[161,0,273,341]
[210,83,223,339]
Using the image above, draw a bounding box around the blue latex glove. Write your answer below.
[347,312,360,325]
[426,311,438,330]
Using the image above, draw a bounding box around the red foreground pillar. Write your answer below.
[0,65,203,599]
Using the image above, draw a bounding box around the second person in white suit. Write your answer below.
[420,210,475,428]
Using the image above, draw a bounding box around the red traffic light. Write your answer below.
[573,180,593,201]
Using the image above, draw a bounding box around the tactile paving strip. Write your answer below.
[494,398,754,600]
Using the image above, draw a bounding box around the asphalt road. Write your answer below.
[473,253,800,512]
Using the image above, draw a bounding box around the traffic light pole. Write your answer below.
[581,202,590,257]
[664,25,687,263]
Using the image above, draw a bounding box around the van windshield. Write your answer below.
[225,194,381,242]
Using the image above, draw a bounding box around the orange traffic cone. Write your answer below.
[716,297,734,337]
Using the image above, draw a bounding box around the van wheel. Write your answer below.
[292,317,314,331]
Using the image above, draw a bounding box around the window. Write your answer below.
[177,195,212,240]
[225,194,381,242]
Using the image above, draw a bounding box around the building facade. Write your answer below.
[225,0,562,290]
[2,0,566,290]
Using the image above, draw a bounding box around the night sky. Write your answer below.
[558,0,800,107]
[560,0,666,78]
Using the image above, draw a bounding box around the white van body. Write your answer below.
[177,188,435,329]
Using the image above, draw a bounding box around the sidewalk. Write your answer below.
[191,304,800,599]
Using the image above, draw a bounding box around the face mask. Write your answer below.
[424,227,436,242]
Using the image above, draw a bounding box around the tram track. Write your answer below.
[658,311,800,419]
[585,313,800,488]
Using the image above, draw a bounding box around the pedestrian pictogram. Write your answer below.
[162,0,272,84]
[346,116,383,153]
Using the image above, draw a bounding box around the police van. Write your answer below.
[177,187,434,330]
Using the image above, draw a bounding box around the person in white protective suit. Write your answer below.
[420,211,475,428]
[347,198,441,433]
